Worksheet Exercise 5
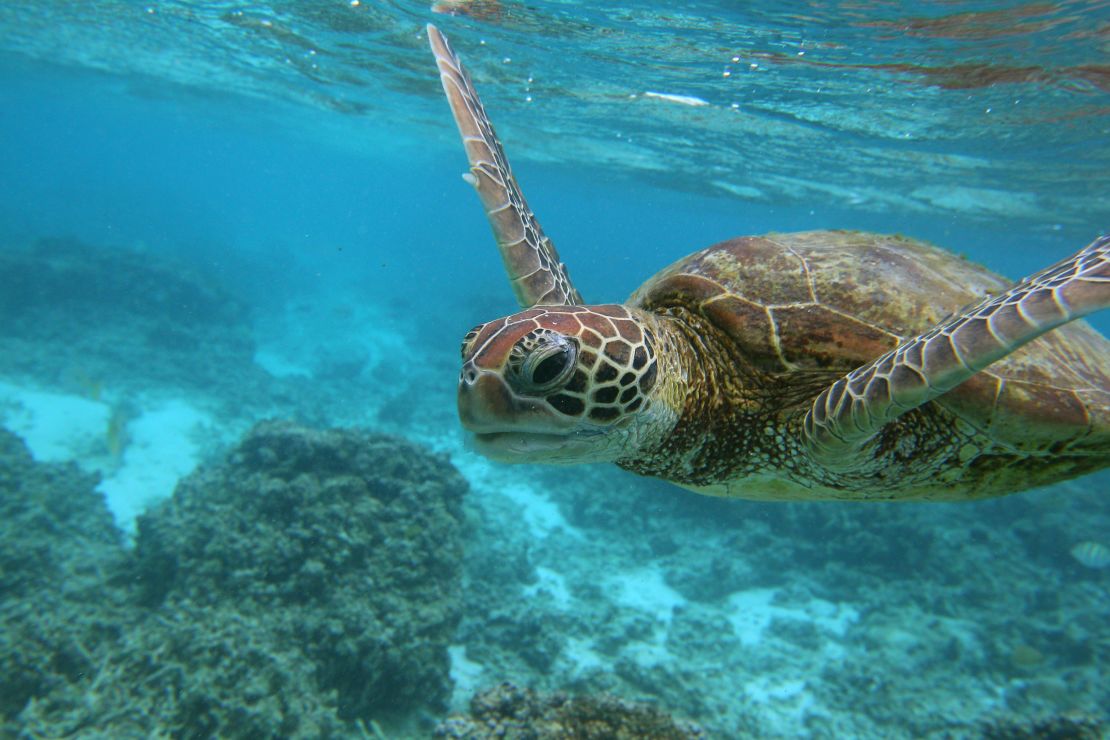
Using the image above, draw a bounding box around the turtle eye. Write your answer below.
[528,345,574,389]
[460,325,483,360]
[509,331,578,394]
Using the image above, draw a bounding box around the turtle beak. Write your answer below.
[457,361,555,431]
[457,361,580,461]
[457,362,522,431]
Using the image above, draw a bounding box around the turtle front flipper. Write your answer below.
[804,234,1110,470]
[427,24,581,308]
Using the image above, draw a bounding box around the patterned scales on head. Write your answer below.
[429,24,1110,502]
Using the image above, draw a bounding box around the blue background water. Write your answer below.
[1,1,1108,736]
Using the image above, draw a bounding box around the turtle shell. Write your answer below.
[629,230,1110,454]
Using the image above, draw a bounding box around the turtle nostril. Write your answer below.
[460,365,479,385]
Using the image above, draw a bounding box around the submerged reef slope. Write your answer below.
[451,459,1110,737]
[0,237,255,396]
[0,428,129,726]
[2,421,467,737]
[0,237,362,429]
[135,420,467,725]
[435,682,704,739]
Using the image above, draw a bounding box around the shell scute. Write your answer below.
[689,237,812,305]
[992,380,1090,449]
[702,295,780,369]
[633,271,725,307]
[771,304,898,371]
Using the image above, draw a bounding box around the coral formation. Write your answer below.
[979,715,1104,739]
[0,239,351,434]
[0,237,254,395]
[0,428,128,725]
[434,682,703,739]
[135,420,467,726]
[2,420,467,737]
[450,457,1110,737]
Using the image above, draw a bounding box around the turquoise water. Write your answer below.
[0,2,1107,737]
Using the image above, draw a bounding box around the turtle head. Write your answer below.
[457,304,673,464]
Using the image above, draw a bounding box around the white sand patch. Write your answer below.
[253,348,311,378]
[743,676,817,727]
[0,380,110,461]
[626,638,673,668]
[608,567,686,625]
[252,296,411,383]
[562,637,605,675]
[745,676,809,703]
[727,588,859,647]
[98,399,212,532]
[448,645,485,708]
[872,612,984,669]
[452,449,581,540]
[501,482,571,539]
[0,380,211,533]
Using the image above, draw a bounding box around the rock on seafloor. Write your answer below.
[0,427,129,724]
[1,420,468,737]
[435,682,704,739]
[0,237,255,395]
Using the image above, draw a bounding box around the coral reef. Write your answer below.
[0,237,254,394]
[0,238,384,427]
[134,420,467,726]
[434,682,703,739]
[449,456,1110,737]
[0,428,128,725]
[979,714,1104,739]
[2,420,467,737]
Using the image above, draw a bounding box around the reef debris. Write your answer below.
[434,682,704,739]
[0,427,128,726]
[979,714,1104,739]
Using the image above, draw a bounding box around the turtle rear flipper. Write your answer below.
[804,234,1110,469]
[427,24,581,308]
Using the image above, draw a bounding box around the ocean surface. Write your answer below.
[0,1,1107,737]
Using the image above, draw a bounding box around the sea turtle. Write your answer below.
[427,24,1110,501]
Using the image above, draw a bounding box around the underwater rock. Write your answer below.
[133,420,467,728]
[434,682,704,739]
[979,714,1104,739]
[0,427,122,596]
[0,427,129,726]
[15,601,349,738]
[3,420,467,736]
[0,237,258,400]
